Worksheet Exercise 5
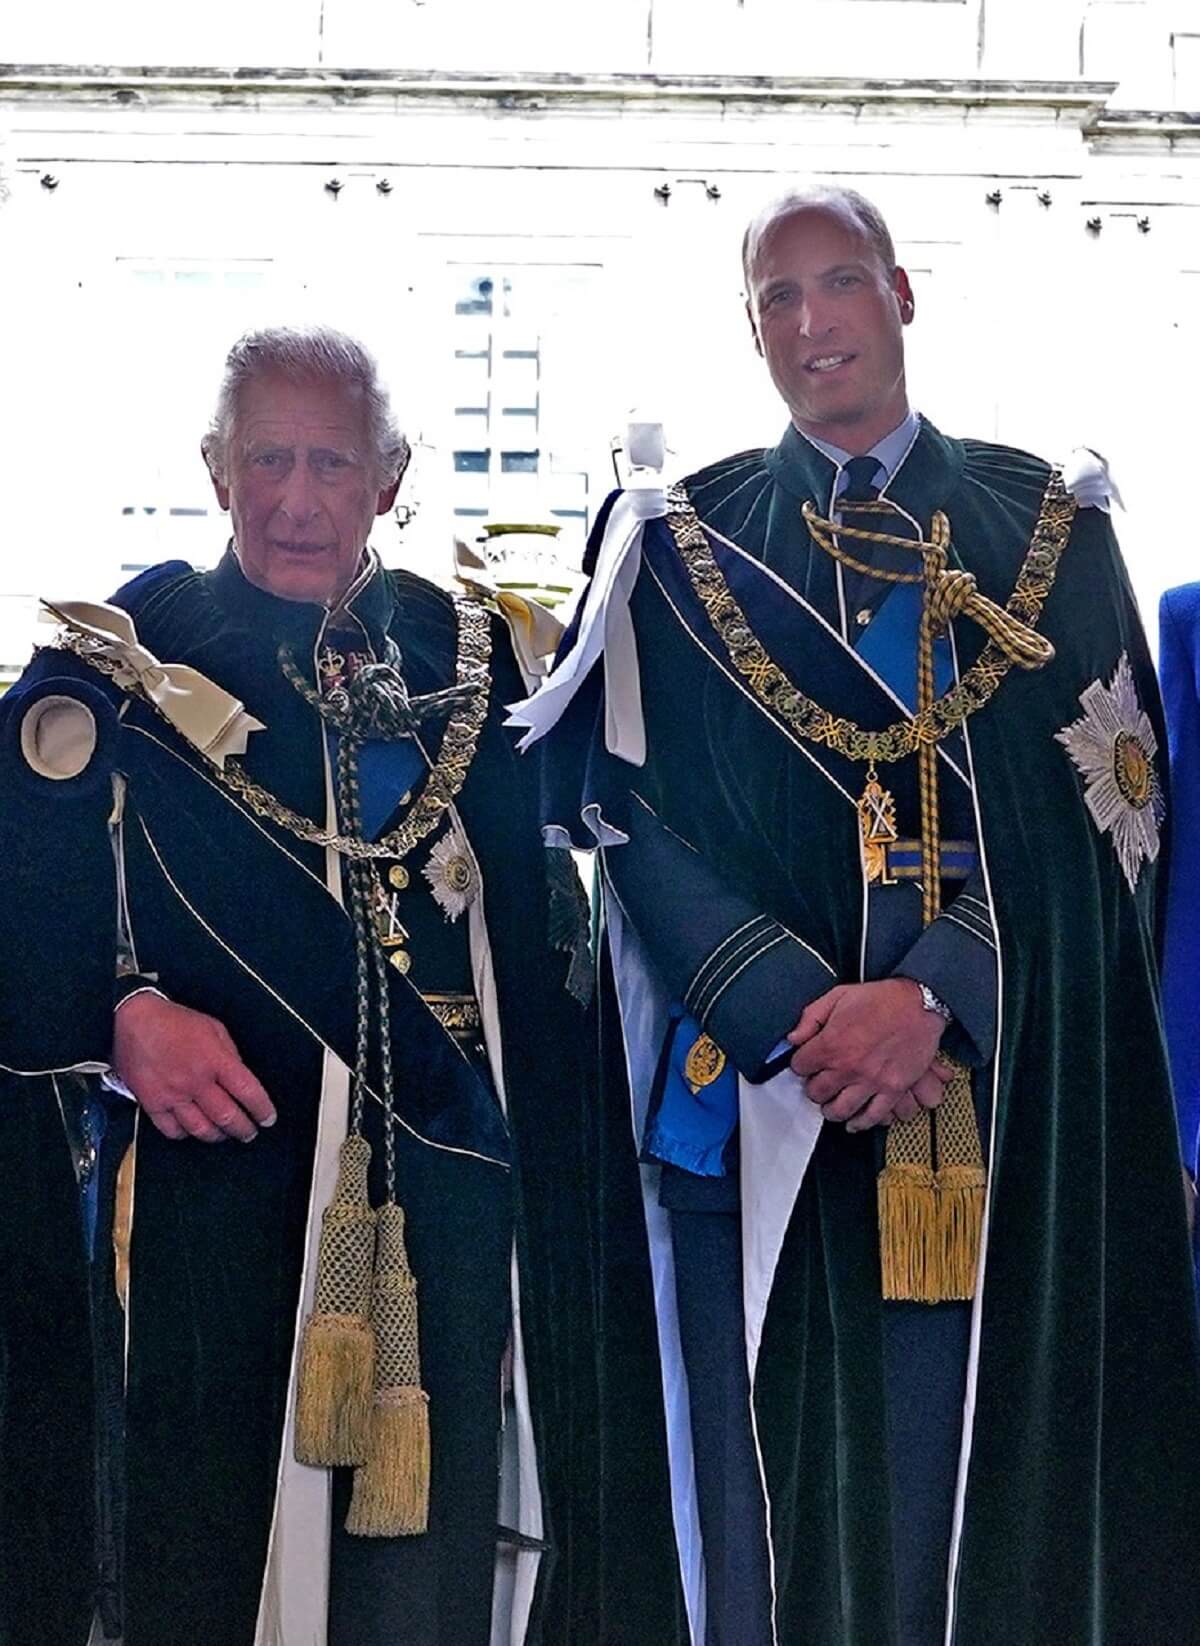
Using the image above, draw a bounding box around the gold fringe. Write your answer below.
[879,1162,940,1303]
[345,1388,431,1537]
[878,1161,985,1303]
[294,1314,375,1467]
[934,1163,986,1302]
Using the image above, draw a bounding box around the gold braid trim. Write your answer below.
[663,469,1076,765]
[666,469,1078,1302]
[54,597,493,864]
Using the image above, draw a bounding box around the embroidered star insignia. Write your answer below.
[1056,652,1164,892]
[422,828,479,922]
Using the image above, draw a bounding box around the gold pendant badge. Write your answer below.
[858,764,898,885]
[684,1033,727,1094]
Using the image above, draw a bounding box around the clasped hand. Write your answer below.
[787,978,952,1132]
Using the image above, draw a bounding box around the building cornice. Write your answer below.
[1086,108,1200,151]
[0,64,1118,125]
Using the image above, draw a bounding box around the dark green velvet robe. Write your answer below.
[539,418,1200,1644]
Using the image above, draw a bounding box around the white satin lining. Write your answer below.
[254,728,347,1646]
[506,483,666,765]
[458,804,545,1646]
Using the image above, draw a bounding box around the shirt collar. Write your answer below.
[802,408,922,487]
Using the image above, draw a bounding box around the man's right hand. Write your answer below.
[112,993,276,1143]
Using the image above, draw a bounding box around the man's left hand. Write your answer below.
[787,979,950,1131]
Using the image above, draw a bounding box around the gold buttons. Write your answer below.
[388,864,410,890]
[389,949,412,975]
[855,608,872,628]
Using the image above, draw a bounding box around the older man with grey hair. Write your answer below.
[0,326,597,1645]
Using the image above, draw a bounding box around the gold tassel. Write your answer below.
[294,1135,377,1467]
[346,1201,430,1537]
[934,1162,986,1301]
[879,1063,986,1304]
[878,1161,985,1304]
[878,1160,942,1303]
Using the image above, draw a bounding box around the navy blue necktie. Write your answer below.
[839,454,885,505]
[837,457,891,623]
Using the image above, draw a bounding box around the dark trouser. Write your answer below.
[669,1203,774,1646]
[669,1193,969,1646]
[882,1301,970,1646]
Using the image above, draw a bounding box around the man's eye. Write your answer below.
[315,453,351,471]
[834,275,861,290]
[253,453,284,468]
[765,289,793,308]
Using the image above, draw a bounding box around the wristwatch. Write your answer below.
[917,982,953,1024]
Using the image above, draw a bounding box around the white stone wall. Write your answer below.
[1,27,1198,668]
[4,1,1198,98]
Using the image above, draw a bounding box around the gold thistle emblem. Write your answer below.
[684,1033,727,1094]
[857,764,899,885]
[1113,729,1153,809]
[1056,652,1164,892]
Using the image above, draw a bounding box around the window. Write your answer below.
[444,263,603,569]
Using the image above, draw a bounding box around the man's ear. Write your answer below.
[746,296,764,358]
[376,438,410,516]
[894,266,915,325]
[202,441,230,511]
[375,477,402,516]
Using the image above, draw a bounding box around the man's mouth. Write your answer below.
[273,541,331,555]
[805,353,856,374]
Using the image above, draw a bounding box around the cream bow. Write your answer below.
[40,599,266,767]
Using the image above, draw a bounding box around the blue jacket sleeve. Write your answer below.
[602,793,838,1081]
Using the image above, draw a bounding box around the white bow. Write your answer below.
[40,599,265,768]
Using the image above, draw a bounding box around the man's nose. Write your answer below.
[796,295,833,340]
[278,464,320,525]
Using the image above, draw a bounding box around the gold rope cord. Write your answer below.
[346,1201,430,1536]
[50,597,493,863]
[665,470,1077,1301]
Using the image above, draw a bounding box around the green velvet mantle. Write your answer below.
[580,420,1200,1644]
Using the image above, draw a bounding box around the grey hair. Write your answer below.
[742,185,898,290]
[201,324,410,485]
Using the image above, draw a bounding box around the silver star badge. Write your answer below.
[422,828,479,922]
[1056,652,1164,893]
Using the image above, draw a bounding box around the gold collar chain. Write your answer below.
[665,471,1075,767]
[58,597,493,862]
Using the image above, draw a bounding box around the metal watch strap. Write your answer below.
[917,981,953,1023]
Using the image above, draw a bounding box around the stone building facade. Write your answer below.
[1,0,1197,665]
